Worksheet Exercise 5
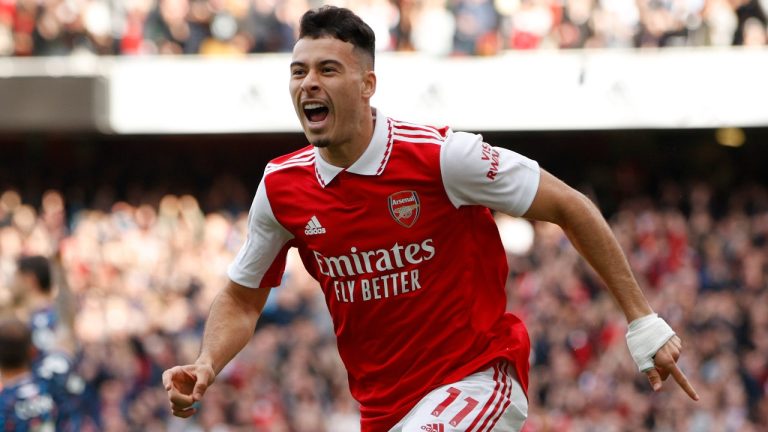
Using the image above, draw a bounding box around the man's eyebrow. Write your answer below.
[289,59,344,68]
[319,59,343,67]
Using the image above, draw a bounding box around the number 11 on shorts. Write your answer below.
[431,387,479,426]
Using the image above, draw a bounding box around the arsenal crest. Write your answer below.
[388,190,420,228]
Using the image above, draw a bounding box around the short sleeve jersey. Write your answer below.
[228,110,540,431]
[0,353,85,432]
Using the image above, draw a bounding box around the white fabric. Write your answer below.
[389,361,528,432]
[625,313,676,372]
[227,178,294,288]
[440,131,540,217]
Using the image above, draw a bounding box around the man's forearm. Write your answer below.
[559,194,653,322]
[52,257,76,332]
[197,283,269,375]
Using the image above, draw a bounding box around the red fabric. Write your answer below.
[0,0,14,25]
[509,31,541,50]
[263,133,530,431]
[120,16,144,54]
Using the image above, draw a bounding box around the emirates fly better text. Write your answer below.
[313,239,435,303]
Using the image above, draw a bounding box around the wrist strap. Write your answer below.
[625,313,676,372]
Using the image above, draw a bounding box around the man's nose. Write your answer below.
[301,70,320,93]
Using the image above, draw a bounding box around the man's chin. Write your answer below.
[311,139,331,148]
[303,128,330,148]
[306,131,331,148]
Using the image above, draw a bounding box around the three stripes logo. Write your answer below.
[420,424,445,432]
[304,215,326,235]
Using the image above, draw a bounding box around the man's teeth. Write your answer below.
[304,103,325,109]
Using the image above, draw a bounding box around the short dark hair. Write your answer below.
[299,6,376,68]
[0,317,32,369]
[17,255,52,294]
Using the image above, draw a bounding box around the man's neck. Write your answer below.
[318,107,376,169]
[26,294,51,312]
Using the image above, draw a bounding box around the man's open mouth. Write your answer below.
[303,103,329,123]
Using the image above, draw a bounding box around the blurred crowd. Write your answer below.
[0,176,766,431]
[0,0,766,57]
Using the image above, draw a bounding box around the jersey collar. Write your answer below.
[313,108,393,188]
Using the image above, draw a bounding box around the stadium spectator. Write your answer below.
[14,255,58,355]
[0,253,84,431]
[0,317,84,431]
[452,0,501,54]
[409,0,456,55]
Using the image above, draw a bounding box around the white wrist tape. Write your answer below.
[625,313,676,372]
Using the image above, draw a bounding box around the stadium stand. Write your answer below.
[0,0,765,57]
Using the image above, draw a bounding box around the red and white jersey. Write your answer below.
[228,110,540,431]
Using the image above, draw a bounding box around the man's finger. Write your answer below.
[646,368,662,391]
[672,336,682,349]
[172,406,197,418]
[192,365,215,401]
[192,379,208,401]
[656,365,670,381]
[169,387,195,408]
[669,362,700,401]
[162,368,176,391]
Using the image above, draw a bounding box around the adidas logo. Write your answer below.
[421,424,445,432]
[304,215,326,235]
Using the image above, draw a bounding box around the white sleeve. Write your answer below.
[441,131,540,216]
[227,177,294,288]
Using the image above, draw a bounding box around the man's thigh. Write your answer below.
[390,361,528,432]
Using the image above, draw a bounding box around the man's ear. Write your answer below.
[362,70,377,99]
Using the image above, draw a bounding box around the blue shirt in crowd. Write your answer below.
[0,352,84,432]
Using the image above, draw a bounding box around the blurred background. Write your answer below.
[0,0,767,431]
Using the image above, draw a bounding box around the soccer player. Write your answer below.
[163,6,699,431]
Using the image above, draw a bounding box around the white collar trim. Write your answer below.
[313,108,392,187]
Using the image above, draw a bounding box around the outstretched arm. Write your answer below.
[163,280,272,417]
[50,251,77,357]
[522,169,699,401]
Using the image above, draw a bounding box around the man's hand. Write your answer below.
[162,363,215,418]
[646,335,699,401]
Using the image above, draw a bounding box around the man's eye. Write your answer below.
[292,69,305,76]
[322,67,336,74]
